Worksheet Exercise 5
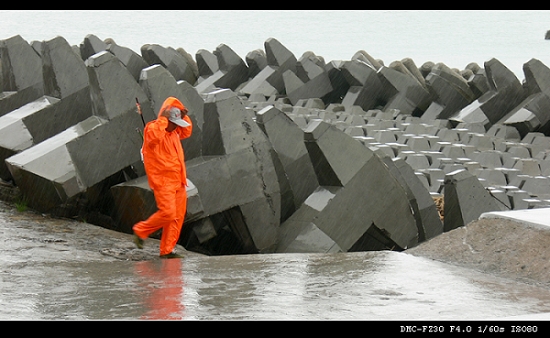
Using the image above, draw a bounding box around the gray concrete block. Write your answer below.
[450,58,526,128]
[468,70,491,97]
[322,61,350,103]
[477,168,508,187]
[405,153,431,170]
[5,116,106,212]
[86,51,154,121]
[341,59,378,87]
[422,63,475,120]
[486,123,521,140]
[279,221,343,253]
[502,85,550,137]
[386,158,443,240]
[305,120,375,187]
[443,169,506,232]
[296,52,325,82]
[79,34,107,61]
[0,97,55,180]
[239,66,280,97]
[377,65,432,115]
[352,50,383,70]
[342,85,382,112]
[240,38,297,95]
[196,49,219,78]
[523,133,550,156]
[195,44,249,93]
[513,158,541,176]
[522,175,550,198]
[283,69,333,105]
[256,105,319,219]
[141,43,197,85]
[473,150,505,168]
[0,94,93,180]
[487,188,512,209]
[0,35,44,117]
[186,89,281,253]
[106,42,148,82]
[265,37,297,72]
[421,168,445,192]
[523,58,550,96]
[245,49,267,78]
[507,189,531,210]
[109,176,203,234]
[466,133,494,151]
[276,186,341,253]
[403,136,431,151]
[42,36,89,99]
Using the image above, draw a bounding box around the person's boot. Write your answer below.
[160,250,184,259]
[133,233,144,249]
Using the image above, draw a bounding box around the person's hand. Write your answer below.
[159,107,170,119]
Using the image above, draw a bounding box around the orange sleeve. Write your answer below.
[176,115,193,140]
[144,117,169,150]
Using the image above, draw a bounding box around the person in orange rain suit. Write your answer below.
[133,97,192,259]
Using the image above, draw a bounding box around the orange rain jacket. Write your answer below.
[141,97,192,190]
[133,97,193,256]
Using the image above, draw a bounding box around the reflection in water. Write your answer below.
[134,259,185,320]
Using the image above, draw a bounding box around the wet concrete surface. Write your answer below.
[2,200,550,320]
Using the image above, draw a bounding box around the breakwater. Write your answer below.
[1,33,550,255]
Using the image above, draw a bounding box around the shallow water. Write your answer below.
[3,249,550,320]
[1,202,550,321]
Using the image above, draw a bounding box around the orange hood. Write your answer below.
[158,97,186,118]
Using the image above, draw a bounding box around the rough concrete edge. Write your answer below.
[480,208,550,233]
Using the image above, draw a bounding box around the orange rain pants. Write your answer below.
[133,97,193,256]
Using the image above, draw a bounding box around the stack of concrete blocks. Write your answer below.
[141,43,198,86]
[283,52,334,105]
[6,33,550,256]
[377,60,433,116]
[195,44,249,93]
[340,59,384,111]
[421,62,479,120]
[501,59,550,137]
[450,58,526,129]
[244,91,550,218]
[274,118,442,253]
[6,50,154,215]
[0,36,92,181]
[239,37,298,98]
